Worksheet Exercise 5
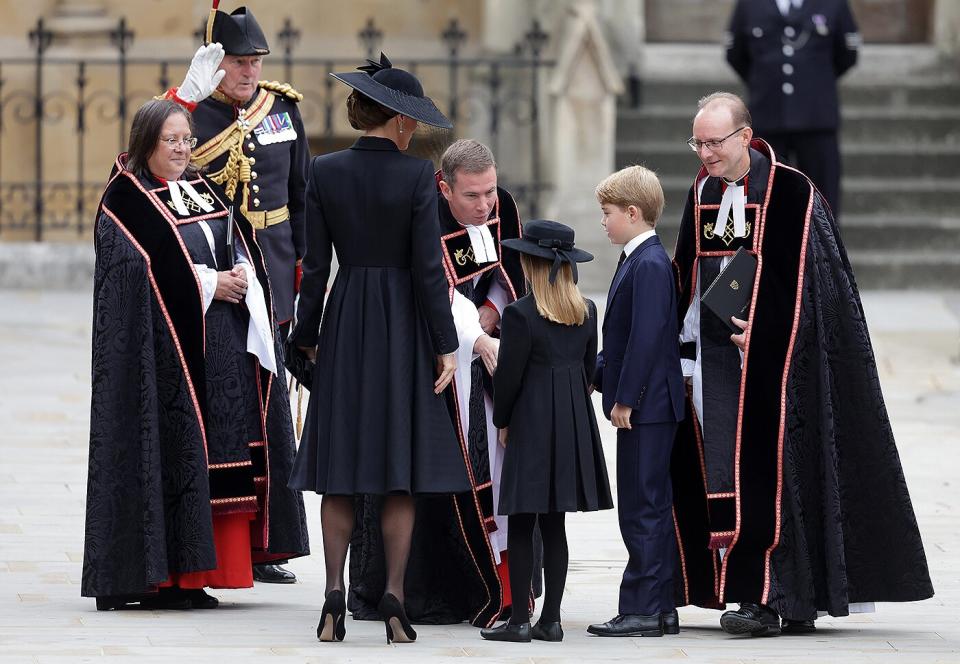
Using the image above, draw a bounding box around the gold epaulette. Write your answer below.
[258,80,303,102]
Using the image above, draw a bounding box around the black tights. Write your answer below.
[507,512,568,624]
[321,494,415,602]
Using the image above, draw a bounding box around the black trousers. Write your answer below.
[616,421,677,615]
[762,130,841,218]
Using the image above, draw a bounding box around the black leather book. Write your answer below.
[701,246,757,332]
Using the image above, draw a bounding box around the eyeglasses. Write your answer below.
[159,136,198,149]
[687,127,746,153]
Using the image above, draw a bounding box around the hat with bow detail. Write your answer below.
[330,52,453,130]
[501,219,594,284]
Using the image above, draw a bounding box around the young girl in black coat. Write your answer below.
[481,220,614,643]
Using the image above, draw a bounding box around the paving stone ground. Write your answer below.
[1,288,958,663]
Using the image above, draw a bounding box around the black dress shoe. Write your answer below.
[720,603,781,637]
[531,620,563,642]
[662,609,680,635]
[480,622,532,642]
[139,588,193,610]
[587,613,663,637]
[781,618,816,634]
[95,595,142,611]
[182,589,219,609]
[253,563,297,584]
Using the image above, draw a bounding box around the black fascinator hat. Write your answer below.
[330,53,453,130]
[501,219,594,284]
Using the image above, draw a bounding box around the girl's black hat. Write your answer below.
[501,219,593,283]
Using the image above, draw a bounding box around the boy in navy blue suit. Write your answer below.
[587,166,685,638]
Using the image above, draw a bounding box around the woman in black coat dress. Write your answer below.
[289,54,468,643]
[482,220,613,643]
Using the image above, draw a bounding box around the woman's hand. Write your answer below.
[434,353,457,394]
[214,267,247,303]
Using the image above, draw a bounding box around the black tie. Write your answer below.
[616,251,626,273]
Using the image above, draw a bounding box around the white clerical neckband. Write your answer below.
[463,223,498,264]
[168,179,214,217]
[715,168,750,240]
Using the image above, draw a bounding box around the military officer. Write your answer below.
[165,5,310,585]
[726,0,860,217]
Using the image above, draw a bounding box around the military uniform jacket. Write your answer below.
[189,83,309,323]
[726,0,860,133]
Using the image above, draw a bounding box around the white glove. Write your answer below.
[176,43,226,103]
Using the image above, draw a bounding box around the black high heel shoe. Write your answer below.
[378,593,417,644]
[317,589,346,642]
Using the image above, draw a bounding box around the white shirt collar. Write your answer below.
[775,0,803,16]
[623,228,657,258]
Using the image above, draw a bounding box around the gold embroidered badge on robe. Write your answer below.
[166,191,215,215]
[454,246,478,267]
[704,211,752,246]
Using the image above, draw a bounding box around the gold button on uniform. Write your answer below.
[253,198,261,207]
[248,142,255,151]
[252,184,260,193]
[251,171,258,179]
[248,157,256,165]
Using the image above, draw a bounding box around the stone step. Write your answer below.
[616,142,960,180]
[617,107,960,146]
[657,176,960,217]
[847,251,960,289]
[832,216,960,252]
[623,79,960,110]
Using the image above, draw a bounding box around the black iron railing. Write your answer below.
[0,16,554,240]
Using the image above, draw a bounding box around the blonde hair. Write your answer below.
[520,253,588,326]
[595,165,665,227]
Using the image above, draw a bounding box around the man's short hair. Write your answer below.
[441,139,496,188]
[696,91,753,128]
[595,165,665,226]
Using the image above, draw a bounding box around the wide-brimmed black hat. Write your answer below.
[501,219,593,283]
[331,53,453,130]
[212,7,269,56]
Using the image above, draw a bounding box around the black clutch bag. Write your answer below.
[700,246,757,333]
[283,336,315,388]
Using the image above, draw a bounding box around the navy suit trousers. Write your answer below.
[616,421,678,616]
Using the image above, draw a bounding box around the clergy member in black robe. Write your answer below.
[82,148,309,608]
[671,98,932,634]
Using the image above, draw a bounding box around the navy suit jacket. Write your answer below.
[594,235,685,424]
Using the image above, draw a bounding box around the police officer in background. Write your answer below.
[164,5,309,585]
[726,0,860,217]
